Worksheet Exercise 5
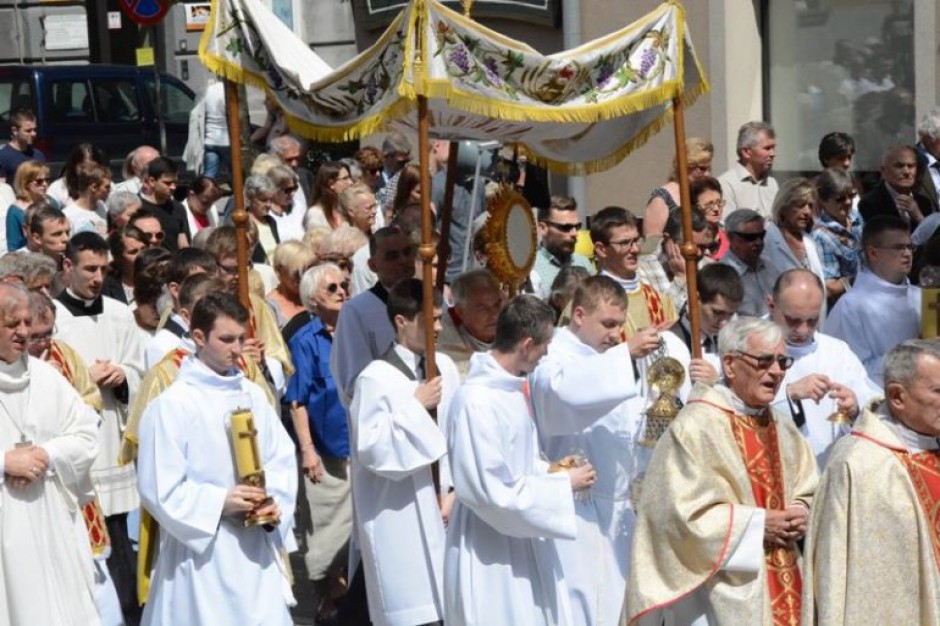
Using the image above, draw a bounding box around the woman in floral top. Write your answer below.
[811,168,864,307]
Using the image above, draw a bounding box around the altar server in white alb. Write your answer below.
[446,295,596,626]
[53,231,145,614]
[0,283,101,625]
[136,292,298,626]
[529,275,647,626]
[769,269,880,465]
[331,225,417,407]
[824,215,921,385]
[348,278,460,626]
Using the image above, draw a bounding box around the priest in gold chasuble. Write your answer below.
[623,317,818,626]
[802,340,940,626]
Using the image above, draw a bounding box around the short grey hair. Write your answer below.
[268,134,302,158]
[20,252,56,285]
[107,191,141,219]
[917,108,940,140]
[299,262,342,309]
[718,316,783,357]
[267,164,298,188]
[883,340,940,388]
[451,269,500,308]
[736,121,775,157]
[0,282,30,319]
[724,208,765,234]
[341,157,363,182]
[245,174,275,201]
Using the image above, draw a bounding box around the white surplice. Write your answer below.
[772,332,882,466]
[445,352,578,626]
[824,269,921,385]
[529,327,642,626]
[330,288,395,407]
[0,356,101,626]
[348,344,459,626]
[54,294,144,515]
[137,356,297,626]
[143,314,194,370]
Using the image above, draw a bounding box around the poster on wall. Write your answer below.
[184,3,212,31]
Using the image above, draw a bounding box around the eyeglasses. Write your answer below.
[733,350,794,371]
[698,199,726,212]
[140,231,165,243]
[325,280,350,294]
[730,230,766,242]
[608,235,644,250]
[833,192,857,203]
[875,243,915,252]
[280,185,298,194]
[26,329,55,345]
[542,220,582,233]
[697,241,721,254]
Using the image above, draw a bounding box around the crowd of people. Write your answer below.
[3,99,940,626]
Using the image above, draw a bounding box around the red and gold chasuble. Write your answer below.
[894,450,940,571]
[728,413,802,626]
[47,343,111,558]
[622,283,676,339]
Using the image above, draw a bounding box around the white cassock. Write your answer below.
[330,287,395,407]
[137,356,297,626]
[824,269,921,385]
[445,352,577,626]
[54,293,144,516]
[529,327,641,626]
[348,344,459,626]
[772,332,882,466]
[0,356,101,626]
[143,313,194,370]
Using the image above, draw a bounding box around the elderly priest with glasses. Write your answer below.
[622,317,818,626]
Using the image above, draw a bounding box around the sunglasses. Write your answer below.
[280,185,299,194]
[734,351,794,371]
[140,231,165,243]
[730,230,766,242]
[325,280,350,294]
[31,177,51,185]
[542,220,582,233]
[697,241,721,254]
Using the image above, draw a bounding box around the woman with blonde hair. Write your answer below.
[267,239,317,330]
[764,177,827,300]
[642,137,714,237]
[5,160,52,250]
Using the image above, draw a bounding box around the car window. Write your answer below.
[47,80,92,123]
[0,80,34,121]
[144,79,194,124]
[93,81,140,123]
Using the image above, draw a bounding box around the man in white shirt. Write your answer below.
[112,145,159,197]
[445,295,595,626]
[201,80,230,180]
[825,215,921,385]
[348,278,460,626]
[331,225,417,406]
[529,275,642,626]
[717,121,779,219]
[769,269,879,466]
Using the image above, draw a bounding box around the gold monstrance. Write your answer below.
[639,356,686,447]
[229,409,279,530]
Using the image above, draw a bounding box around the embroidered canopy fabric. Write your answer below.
[199,0,708,173]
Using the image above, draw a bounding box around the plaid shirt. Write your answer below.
[811,211,864,280]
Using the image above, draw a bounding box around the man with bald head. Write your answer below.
[859,145,934,228]
[768,269,880,465]
[113,145,160,196]
[0,283,101,625]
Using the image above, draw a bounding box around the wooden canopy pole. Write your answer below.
[672,96,702,359]
[417,96,438,381]
[224,80,252,318]
[435,142,460,292]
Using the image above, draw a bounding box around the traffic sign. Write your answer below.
[120,0,171,26]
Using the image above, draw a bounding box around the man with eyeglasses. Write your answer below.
[530,196,594,298]
[331,225,417,407]
[624,317,818,626]
[720,208,776,317]
[825,215,921,385]
[768,269,880,466]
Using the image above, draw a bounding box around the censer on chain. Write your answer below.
[638,341,686,448]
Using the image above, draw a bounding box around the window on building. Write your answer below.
[765,0,915,178]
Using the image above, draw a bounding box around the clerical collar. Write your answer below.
[56,288,103,317]
[714,383,767,417]
[599,270,640,294]
[786,335,818,360]
[879,404,940,453]
[369,282,390,304]
[0,355,29,392]
[164,313,191,339]
[182,354,242,387]
[855,267,910,292]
